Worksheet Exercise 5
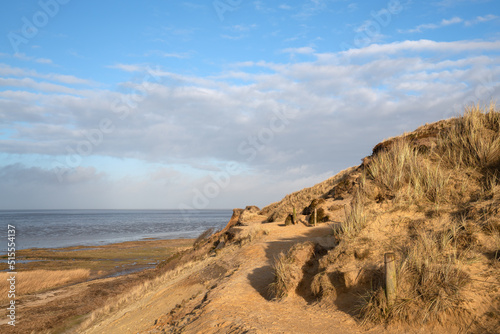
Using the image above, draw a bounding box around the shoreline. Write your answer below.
[0,237,195,332]
[0,234,194,255]
[0,232,199,255]
[0,237,195,277]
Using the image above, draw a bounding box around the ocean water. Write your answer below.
[0,209,232,253]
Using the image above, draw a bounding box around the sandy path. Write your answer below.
[174,223,367,333]
[85,222,383,333]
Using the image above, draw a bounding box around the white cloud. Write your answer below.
[230,24,258,32]
[401,16,463,33]
[0,63,94,85]
[465,14,498,26]
[347,3,358,11]
[338,39,500,57]
[402,14,498,33]
[35,58,53,64]
[107,63,145,72]
[0,77,93,96]
[293,0,328,19]
[220,34,246,40]
[282,46,316,54]
[143,50,190,58]
[13,53,54,64]
[1,39,500,209]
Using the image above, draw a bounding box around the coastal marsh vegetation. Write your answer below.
[0,238,193,334]
[0,239,193,276]
[0,269,91,304]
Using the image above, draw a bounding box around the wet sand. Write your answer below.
[0,237,194,333]
[1,237,194,278]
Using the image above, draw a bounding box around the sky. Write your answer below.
[0,0,499,210]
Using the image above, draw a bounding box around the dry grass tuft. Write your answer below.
[234,226,270,246]
[0,269,90,303]
[311,272,337,301]
[333,189,366,240]
[368,138,415,192]
[193,227,216,248]
[268,242,316,300]
[268,251,295,300]
[368,138,449,204]
[438,103,500,171]
[358,228,471,325]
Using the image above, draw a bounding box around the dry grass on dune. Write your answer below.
[269,242,316,300]
[0,269,90,303]
[354,105,500,326]
[332,188,366,240]
[368,137,449,205]
[265,104,500,330]
[358,224,472,325]
[438,103,500,171]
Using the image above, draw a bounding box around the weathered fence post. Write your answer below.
[384,252,396,307]
[293,206,296,225]
[314,208,317,226]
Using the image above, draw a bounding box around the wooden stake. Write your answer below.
[384,252,396,307]
[314,208,317,226]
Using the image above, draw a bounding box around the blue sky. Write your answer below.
[0,0,499,209]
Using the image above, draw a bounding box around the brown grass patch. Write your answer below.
[333,189,366,240]
[193,227,216,248]
[368,138,449,204]
[358,228,471,325]
[311,272,337,301]
[438,103,500,171]
[0,269,90,303]
[268,242,316,300]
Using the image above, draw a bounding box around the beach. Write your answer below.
[0,237,193,333]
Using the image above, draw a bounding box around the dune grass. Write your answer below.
[356,105,500,325]
[358,226,471,325]
[268,242,316,300]
[268,251,295,300]
[333,189,366,240]
[0,269,90,303]
[368,138,449,204]
[438,103,500,171]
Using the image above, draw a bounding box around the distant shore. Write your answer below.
[0,209,231,253]
[0,237,194,278]
[0,237,195,332]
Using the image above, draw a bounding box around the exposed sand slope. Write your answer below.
[83,222,376,334]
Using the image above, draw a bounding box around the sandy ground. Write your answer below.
[82,222,390,334]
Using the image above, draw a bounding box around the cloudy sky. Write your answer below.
[0,0,499,210]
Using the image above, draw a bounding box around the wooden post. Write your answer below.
[384,252,396,307]
[314,208,317,226]
[292,206,296,225]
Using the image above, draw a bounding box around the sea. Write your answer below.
[0,209,232,254]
